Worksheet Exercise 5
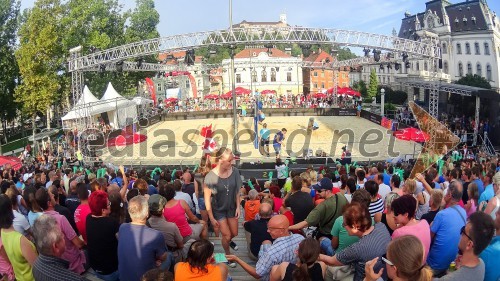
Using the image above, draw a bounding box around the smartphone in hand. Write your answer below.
[214,253,228,264]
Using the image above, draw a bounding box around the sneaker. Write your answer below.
[227,261,237,268]
[230,241,239,251]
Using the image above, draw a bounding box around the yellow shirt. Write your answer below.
[1,229,35,281]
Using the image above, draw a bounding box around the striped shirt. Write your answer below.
[32,254,84,281]
[256,234,304,281]
[336,223,391,281]
[368,198,384,217]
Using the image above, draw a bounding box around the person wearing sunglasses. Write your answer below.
[318,203,390,281]
[364,235,433,281]
[433,212,495,280]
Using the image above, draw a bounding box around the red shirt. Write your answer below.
[74,203,91,242]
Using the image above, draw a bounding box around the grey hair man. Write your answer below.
[32,214,84,281]
[118,196,168,281]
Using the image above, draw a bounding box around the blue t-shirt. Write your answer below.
[111,177,123,188]
[473,178,485,196]
[427,206,466,270]
[118,224,166,281]
[479,184,494,205]
[480,236,500,281]
[260,128,270,140]
[259,113,266,121]
[383,173,391,186]
[273,131,284,146]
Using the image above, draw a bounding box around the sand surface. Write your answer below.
[101,116,421,166]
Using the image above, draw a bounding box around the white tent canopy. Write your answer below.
[62,85,114,121]
[100,83,138,128]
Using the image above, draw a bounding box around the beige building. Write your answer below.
[221,47,303,95]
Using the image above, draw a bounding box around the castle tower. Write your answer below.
[280,13,287,24]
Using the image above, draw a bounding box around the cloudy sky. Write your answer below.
[20,0,500,37]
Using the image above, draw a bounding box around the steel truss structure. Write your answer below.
[69,27,440,72]
[82,55,400,75]
[399,78,489,145]
[67,27,441,163]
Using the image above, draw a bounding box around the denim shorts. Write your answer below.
[213,209,236,221]
[198,197,206,211]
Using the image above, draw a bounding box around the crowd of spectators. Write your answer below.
[0,142,499,281]
[160,93,360,113]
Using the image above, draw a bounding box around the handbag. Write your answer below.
[327,264,354,280]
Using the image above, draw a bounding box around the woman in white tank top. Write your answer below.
[484,173,500,219]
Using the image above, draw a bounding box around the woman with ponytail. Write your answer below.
[270,238,326,281]
[364,235,433,281]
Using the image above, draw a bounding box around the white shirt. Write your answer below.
[378,184,392,201]
[13,210,30,236]
[175,191,194,212]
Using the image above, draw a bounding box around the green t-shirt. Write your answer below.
[331,216,376,252]
[283,180,292,193]
[305,193,348,235]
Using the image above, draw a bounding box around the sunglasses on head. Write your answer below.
[381,254,394,267]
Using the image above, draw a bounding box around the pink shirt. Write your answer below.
[273,197,283,213]
[0,238,14,281]
[466,200,477,218]
[45,210,86,274]
[74,204,91,242]
[392,220,431,260]
[163,200,192,237]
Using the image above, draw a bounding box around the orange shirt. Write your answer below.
[175,262,222,281]
[244,200,261,221]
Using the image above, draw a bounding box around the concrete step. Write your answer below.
[83,218,256,281]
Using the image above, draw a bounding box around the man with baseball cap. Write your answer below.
[147,194,186,264]
[288,176,348,239]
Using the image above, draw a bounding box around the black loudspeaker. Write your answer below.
[438,59,443,69]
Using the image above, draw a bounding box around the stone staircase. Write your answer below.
[208,218,257,281]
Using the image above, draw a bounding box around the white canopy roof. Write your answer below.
[62,86,114,121]
[101,82,136,108]
[77,85,99,105]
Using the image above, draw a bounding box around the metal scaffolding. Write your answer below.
[68,27,440,73]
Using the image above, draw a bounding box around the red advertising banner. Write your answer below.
[145,78,157,106]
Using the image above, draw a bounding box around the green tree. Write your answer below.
[124,0,160,43]
[120,0,161,97]
[336,47,357,61]
[352,80,367,98]
[455,74,492,89]
[367,68,378,98]
[0,0,20,142]
[61,0,127,98]
[15,0,64,126]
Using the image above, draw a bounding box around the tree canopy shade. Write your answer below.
[0,0,21,142]
[455,74,492,89]
[13,0,161,122]
[353,80,367,98]
[15,0,64,119]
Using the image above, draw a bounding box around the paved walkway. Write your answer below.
[208,217,257,281]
